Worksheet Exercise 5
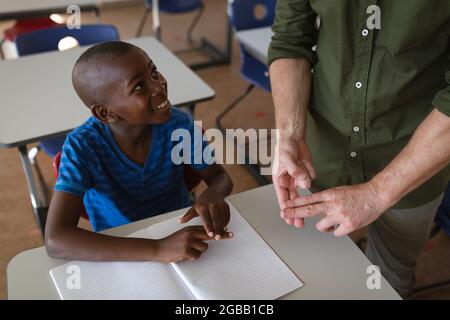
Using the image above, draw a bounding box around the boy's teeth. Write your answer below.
[153,100,168,111]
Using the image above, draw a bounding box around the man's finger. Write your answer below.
[302,159,317,180]
[288,177,300,200]
[284,218,295,225]
[282,202,328,219]
[293,218,305,228]
[333,223,352,238]
[315,214,339,233]
[179,207,198,223]
[285,160,311,187]
[282,191,329,209]
[274,175,290,208]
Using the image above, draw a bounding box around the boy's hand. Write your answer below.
[180,189,232,240]
[154,226,212,263]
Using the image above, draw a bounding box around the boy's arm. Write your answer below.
[197,164,233,198]
[179,164,233,239]
[45,191,212,262]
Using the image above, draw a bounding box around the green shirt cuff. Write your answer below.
[267,42,317,67]
[432,86,450,117]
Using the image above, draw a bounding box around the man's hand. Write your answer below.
[281,182,389,237]
[179,189,232,240]
[273,135,316,228]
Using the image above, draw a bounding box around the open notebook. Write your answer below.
[49,203,303,300]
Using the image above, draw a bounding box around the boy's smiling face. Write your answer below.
[90,47,172,125]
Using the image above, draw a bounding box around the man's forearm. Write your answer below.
[269,58,312,139]
[371,108,450,208]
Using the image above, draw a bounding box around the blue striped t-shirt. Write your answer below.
[55,108,213,231]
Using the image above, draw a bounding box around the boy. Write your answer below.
[45,41,233,264]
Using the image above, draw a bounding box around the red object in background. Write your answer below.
[4,18,58,42]
[254,111,266,118]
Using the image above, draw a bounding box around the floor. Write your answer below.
[0,0,448,300]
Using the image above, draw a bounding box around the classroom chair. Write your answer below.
[15,24,119,56]
[52,152,203,221]
[15,24,119,203]
[215,0,275,184]
[136,0,204,47]
[1,17,59,59]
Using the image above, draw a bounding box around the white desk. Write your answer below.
[0,0,99,21]
[7,184,401,300]
[0,36,215,233]
[235,26,272,65]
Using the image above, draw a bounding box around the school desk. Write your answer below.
[0,0,99,21]
[7,184,401,300]
[235,26,272,65]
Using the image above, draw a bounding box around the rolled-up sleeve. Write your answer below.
[432,57,450,117]
[268,0,318,66]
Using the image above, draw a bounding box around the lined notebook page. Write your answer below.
[147,203,303,300]
[49,230,194,300]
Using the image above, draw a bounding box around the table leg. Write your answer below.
[152,0,161,40]
[18,145,48,236]
[0,38,5,60]
[189,16,233,70]
[150,0,232,70]
[94,6,101,23]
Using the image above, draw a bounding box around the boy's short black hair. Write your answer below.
[72,41,144,107]
[74,40,137,67]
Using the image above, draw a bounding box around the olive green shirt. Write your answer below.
[268,0,450,209]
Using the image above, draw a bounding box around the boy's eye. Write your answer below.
[133,81,146,92]
[150,69,159,81]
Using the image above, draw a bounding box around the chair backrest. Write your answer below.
[15,24,119,56]
[3,17,59,42]
[145,0,202,13]
[228,0,276,31]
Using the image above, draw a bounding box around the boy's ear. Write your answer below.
[90,104,118,124]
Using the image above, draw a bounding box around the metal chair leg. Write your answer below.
[187,3,204,47]
[170,4,205,55]
[27,145,51,210]
[136,8,151,37]
[0,38,5,60]
[18,145,48,237]
[216,84,255,133]
[215,84,270,185]
[94,6,101,23]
